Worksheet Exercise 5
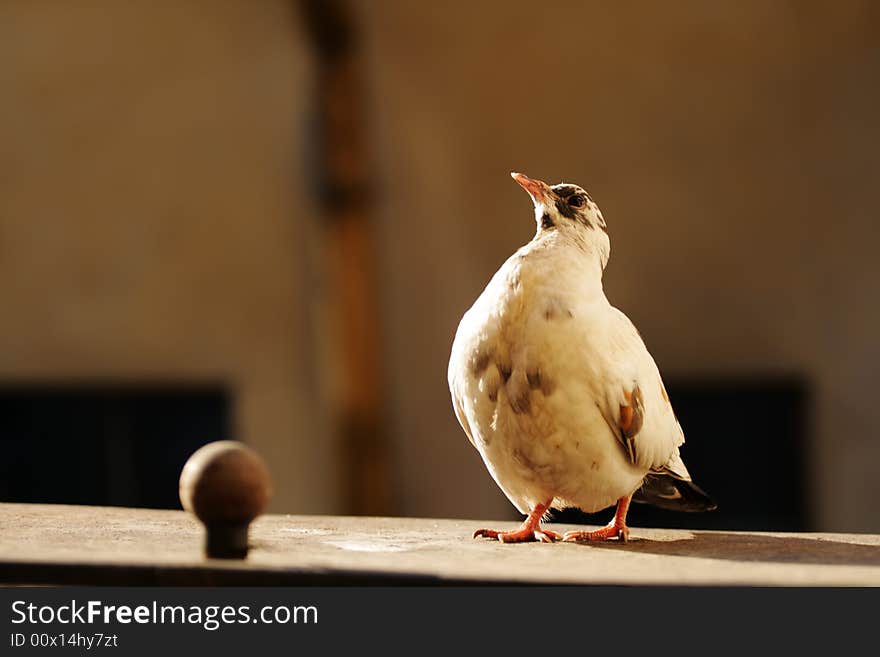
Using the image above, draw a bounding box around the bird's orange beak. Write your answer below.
[511,172,550,203]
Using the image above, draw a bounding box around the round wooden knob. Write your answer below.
[179,441,272,559]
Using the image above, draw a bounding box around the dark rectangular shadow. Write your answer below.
[0,383,231,510]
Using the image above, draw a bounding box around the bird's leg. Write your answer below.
[562,495,632,542]
[473,500,561,543]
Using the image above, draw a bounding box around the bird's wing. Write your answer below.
[592,307,685,473]
[589,310,716,511]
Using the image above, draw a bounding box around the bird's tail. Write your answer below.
[633,472,717,512]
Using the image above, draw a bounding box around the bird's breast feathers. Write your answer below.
[449,246,685,512]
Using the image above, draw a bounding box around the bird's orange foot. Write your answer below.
[473,527,561,543]
[562,495,633,543]
[472,500,560,543]
[562,522,630,543]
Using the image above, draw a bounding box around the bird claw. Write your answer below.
[562,524,630,543]
[473,501,561,544]
[536,529,562,542]
[472,528,501,540]
[472,527,561,543]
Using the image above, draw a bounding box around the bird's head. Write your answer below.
[511,171,610,270]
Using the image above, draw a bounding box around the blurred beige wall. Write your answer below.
[359,1,880,530]
[1,1,878,532]
[0,1,338,514]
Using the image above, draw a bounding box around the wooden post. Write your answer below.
[299,0,391,515]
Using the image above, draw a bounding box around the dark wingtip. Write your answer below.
[633,474,718,513]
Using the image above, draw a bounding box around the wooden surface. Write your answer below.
[1,503,879,586]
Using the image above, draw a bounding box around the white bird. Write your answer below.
[448,172,714,543]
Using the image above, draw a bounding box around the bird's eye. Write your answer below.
[568,195,586,208]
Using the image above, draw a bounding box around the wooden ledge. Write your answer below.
[1,503,878,586]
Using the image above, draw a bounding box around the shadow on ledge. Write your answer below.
[578,533,880,567]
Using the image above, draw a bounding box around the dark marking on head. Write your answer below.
[555,198,577,220]
[497,362,512,383]
[568,194,586,209]
[540,213,554,230]
[554,196,594,229]
[487,386,498,403]
[548,183,599,229]
[551,184,579,198]
[552,184,593,202]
